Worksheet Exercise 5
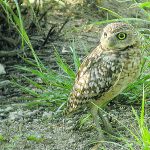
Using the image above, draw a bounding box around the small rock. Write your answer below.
[42,112,52,119]
[0,64,6,75]
[5,106,13,113]
[0,108,4,113]
[0,113,7,119]
[9,111,23,120]
[33,119,39,122]
[9,112,17,120]
[26,110,39,118]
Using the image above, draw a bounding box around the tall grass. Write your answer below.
[0,0,41,71]
[13,44,79,111]
[123,86,150,150]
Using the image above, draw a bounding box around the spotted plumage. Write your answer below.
[66,22,142,125]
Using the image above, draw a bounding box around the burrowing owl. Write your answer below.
[66,22,142,138]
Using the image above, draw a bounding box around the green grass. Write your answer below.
[123,87,150,150]
[0,134,6,142]
[13,44,79,111]
[27,135,45,143]
[0,0,42,71]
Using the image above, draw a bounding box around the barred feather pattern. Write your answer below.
[65,22,142,115]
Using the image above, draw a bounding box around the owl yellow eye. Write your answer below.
[116,32,127,40]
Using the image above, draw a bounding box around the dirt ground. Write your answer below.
[0,0,150,150]
[0,103,149,150]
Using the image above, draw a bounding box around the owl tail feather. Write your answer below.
[63,95,77,114]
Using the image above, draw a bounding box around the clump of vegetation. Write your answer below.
[27,135,45,143]
[0,134,7,142]
[14,46,79,111]
[123,89,150,150]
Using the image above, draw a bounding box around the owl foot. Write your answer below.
[98,109,122,141]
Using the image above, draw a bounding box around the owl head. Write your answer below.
[100,22,140,51]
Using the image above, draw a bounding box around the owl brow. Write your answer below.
[114,30,131,34]
[112,28,131,33]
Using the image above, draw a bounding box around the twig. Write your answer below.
[0,80,11,88]
[40,17,69,48]
[0,50,22,57]
[57,17,69,34]
[41,25,56,47]
[38,6,52,22]
[0,35,19,47]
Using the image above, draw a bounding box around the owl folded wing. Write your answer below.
[67,50,123,112]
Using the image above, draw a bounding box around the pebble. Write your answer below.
[9,111,23,120]
[42,111,53,119]
[5,106,13,112]
[0,64,6,75]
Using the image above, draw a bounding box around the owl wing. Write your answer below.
[67,48,123,112]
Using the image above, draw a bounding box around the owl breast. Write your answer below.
[95,48,141,107]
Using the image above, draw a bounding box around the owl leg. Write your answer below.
[98,109,114,134]
[98,109,121,140]
[91,106,104,140]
